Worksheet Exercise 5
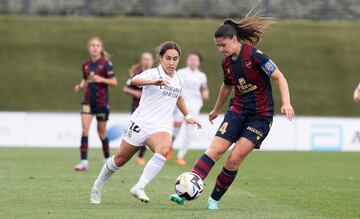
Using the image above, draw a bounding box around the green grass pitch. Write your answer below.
[0,148,359,219]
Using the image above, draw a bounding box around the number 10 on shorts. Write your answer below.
[219,122,228,134]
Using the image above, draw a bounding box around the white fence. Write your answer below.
[0,112,359,151]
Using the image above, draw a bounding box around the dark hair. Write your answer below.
[188,52,203,62]
[158,41,181,57]
[214,11,273,45]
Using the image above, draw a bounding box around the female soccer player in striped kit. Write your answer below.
[90,41,201,204]
[74,37,117,171]
[170,14,295,209]
[123,52,154,165]
[171,52,209,165]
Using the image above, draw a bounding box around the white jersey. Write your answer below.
[177,67,207,112]
[131,65,183,134]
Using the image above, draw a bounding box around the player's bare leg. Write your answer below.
[74,114,93,171]
[90,140,138,204]
[97,121,110,163]
[170,137,232,205]
[130,132,171,203]
[207,137,254,210]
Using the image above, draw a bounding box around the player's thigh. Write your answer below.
[146,132,172,156]
[114,140,139,167]
[205,136,232,162]
[81,114,93,131]
[224,137,255,171]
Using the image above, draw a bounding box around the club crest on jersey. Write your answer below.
[245,60,252,68]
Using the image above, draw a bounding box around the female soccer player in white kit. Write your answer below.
[90,41,201,204]
[171,52,209,165]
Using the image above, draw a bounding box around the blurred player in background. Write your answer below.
[170,52,209,165]
[170,14,295,209]
[353,83,360,103]
[123,52,154,165]
[74,37,118,171]
[90,41,201,204]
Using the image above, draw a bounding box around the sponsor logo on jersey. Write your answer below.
[238,77,257,94]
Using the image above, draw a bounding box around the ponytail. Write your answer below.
[214,10,274,45]
[101,50,110,60]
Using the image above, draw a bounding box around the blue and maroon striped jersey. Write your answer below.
[82,56,115,107]
[222,44,277,117]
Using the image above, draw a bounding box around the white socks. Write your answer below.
[136,153,166,189]
[172,126,181,141]
[94,156,119,187]
[176,124,195,159]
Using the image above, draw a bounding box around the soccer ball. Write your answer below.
[175,172,204,201]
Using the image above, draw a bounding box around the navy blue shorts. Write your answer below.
[215,111,273,149]
[80,104,109,121]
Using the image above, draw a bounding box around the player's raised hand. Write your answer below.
[186,118,202,129]
[281,103,295,121]
[208,109,220,124]
[153,79,169,86]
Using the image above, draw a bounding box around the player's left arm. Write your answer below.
[353,84,360,103]
[200,74,209,101]
[177,96,202,128]
[270,69,295,121]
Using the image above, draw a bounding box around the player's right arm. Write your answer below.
[353,83,360,103]
[74,79,85,92]
[208,83,233,124]
[130,70,169,87]
[123,78,142,98]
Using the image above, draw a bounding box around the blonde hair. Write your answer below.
[87,36,110,60]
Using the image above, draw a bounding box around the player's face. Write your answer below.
[141,53,154,70]
[214,36,237,57]
[88,39,102,58]
[187,54,200,71]
[160,49,180,75]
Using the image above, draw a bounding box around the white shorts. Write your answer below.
[122,121,149,147]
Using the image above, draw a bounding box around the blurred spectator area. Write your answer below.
[1,0,360,20]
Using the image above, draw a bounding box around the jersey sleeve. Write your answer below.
[133,69,158,88]
[252,48,277,76]
[82,63,87,80]
[222,60,235,85]
[105,60,115,78]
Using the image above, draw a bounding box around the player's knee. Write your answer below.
[156,147,169,157]
[225,153,245,169]
[82,130,89,136]
[205,148,223,161]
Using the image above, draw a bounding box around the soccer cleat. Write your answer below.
[169,194,185,206]
[166,148,173,160]
[74,161,89,171]
[136,157,146,165]
[207,198,220,210]
[129,185,150,203]
[175,158,186,165]
[90,183,103,204]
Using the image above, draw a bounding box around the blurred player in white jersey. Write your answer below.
[353,82,360,103]
[170,52,209,165]
[90,41,201,204]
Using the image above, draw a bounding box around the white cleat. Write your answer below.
[74,161,89,171]
[129,185,150,203]
[90,183,103,204]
